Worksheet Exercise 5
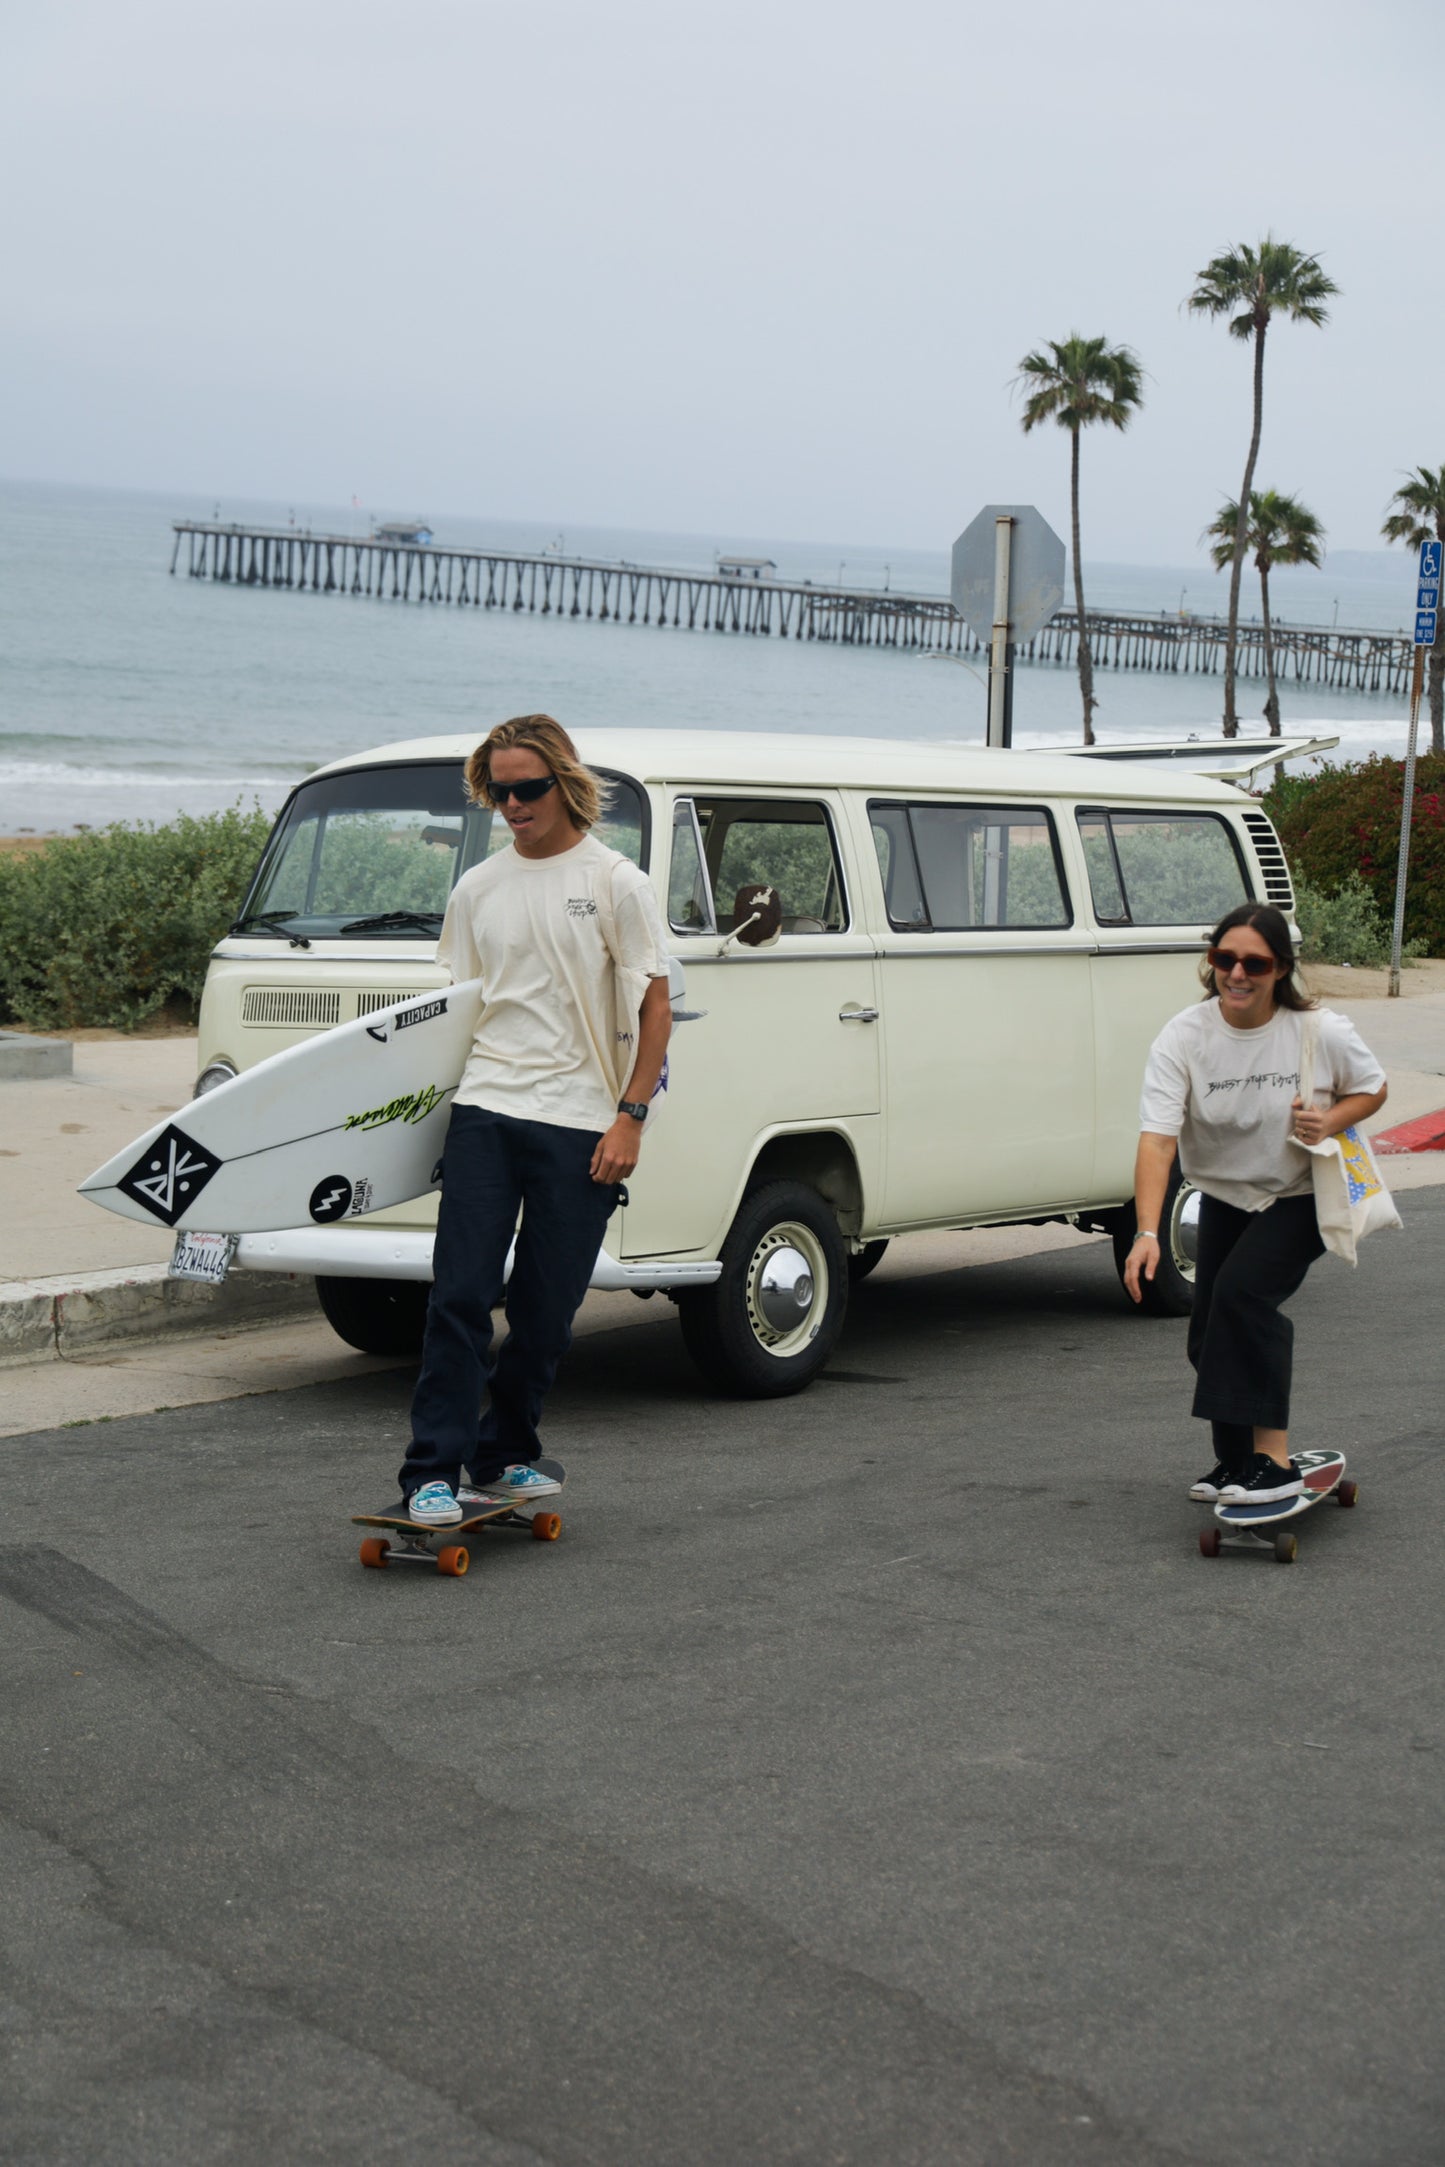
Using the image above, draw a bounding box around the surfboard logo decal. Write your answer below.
[365,1018,394,1044]
[395,997,446,1030]
[344,1082,447,1132]
[309,1176,354,1223]
[117,1125,221,1227]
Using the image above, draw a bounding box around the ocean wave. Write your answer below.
[0,759,305,791]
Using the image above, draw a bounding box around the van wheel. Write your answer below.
[315,1275,430,1357]
[677,1181,848,1398]
[848,1239,889,1285]
[1111,1165,1198,1318]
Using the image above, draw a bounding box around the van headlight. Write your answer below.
[193,1059,238,1099]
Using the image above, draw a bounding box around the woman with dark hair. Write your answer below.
[1124,902,1387,1502]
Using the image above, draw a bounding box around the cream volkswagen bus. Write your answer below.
[195,729,1303,1396]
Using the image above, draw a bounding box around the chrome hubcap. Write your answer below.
[744,1223,828,1357]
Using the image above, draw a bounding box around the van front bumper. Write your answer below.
[233,1227,721,1294]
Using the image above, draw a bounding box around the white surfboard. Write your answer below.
[79,969,675,1237]
[79,983,485,1235]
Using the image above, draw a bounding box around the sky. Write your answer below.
[3,0,1441,565]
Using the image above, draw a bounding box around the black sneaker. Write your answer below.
[1189,1462,1240,1502]
[1218,1456,1304,1505]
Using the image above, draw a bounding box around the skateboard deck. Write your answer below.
[352,1458,566,1576]
[1199,1448,1356,1564]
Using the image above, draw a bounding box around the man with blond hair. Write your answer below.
[400,714,672,1524]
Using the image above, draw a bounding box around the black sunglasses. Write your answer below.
[1208,946,1277,979]
[485,773,558,806]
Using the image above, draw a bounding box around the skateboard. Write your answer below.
[352,1458,566,1577]
[1197,1447,1357,1565]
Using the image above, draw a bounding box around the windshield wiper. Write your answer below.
[230,909,312,948]
[340,910,446,935]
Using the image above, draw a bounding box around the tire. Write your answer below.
[677,1179,848,1398]
[848,1239,889,1285]
[315,1275,430,1357]
[1111,1162,1198,1319]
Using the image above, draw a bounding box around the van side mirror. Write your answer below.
[726,883,783,950]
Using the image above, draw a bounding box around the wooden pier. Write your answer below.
[170,521,1414,695]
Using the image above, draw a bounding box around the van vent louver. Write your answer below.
[241,988,343,1028]
[356,990,426,1017]
[1241,812,1295,911]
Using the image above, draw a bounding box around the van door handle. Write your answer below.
[839,1006,879,1022]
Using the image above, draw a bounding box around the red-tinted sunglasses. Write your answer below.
[486,774,558,806]
[1208,946,1277,979]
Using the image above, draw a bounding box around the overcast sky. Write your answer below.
[3,0,1440,564]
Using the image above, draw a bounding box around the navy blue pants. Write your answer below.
[399,1105,620,1498]
[1187,1191,1324,1467]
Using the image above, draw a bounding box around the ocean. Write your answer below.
[0,477,1424,835]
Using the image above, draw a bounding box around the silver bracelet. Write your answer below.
[1132,1230,1158,1242]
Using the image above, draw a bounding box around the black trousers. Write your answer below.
[1187,1192,1324,1467]
[399,1104,620,1499]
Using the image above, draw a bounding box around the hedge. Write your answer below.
[1263,754,1445,956]
[0,806,274,1031]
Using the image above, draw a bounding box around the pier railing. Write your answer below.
[170,521,1414,694]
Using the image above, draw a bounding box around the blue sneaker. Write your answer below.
[484,1464,561,1501]
[408,1481,463,1525]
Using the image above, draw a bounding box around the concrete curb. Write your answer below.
[0,1264,317,1366]
[0,1030,72,1080]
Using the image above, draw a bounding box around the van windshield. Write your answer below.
[235,760,647,939]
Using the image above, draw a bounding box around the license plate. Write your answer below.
[168,1231,237,1285]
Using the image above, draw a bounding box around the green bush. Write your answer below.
[0,805,273,1030]
[1293,874,1423,969]
[1264,754,1445,955]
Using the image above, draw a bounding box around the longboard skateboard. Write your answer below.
[1198,1447,1357,1564]
[352,1457,566,1577]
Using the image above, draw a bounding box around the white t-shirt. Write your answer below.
[1139,1001,1385,1212]
[438,833,670,1133]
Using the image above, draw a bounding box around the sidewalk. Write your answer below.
[1,1032,315,1368]
[3,977,1443,1438]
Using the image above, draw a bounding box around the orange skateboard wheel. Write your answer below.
[530,1513,562,1542]
[359,1537,391,1569]
[436,1545,470,1577]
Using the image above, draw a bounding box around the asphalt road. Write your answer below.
[2,1201,1442,2166]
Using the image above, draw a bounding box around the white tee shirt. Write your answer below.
[437,833,670,1133]
[1139,1000,1385,1212]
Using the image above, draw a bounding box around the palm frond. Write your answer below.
[1382,465,1445,547]
[1013,333,1145,435]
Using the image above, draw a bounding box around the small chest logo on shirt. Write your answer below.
[565,896,598,918]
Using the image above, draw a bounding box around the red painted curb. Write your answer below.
[1373,1110,1445,1156]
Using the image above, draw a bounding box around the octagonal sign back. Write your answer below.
[950,505,1066,646]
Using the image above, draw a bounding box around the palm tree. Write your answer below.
[1187,238,1338,737]
[1205,491,1325,735]
[1017,334,1144,745]
[1382,465,1445,756]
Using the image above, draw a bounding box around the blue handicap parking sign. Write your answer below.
[1416,608,1439,648]
[1422,540,1443,581]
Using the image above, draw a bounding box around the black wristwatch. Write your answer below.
[617,1099,649,1122]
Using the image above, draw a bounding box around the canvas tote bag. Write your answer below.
[1295,1011,1400,1265]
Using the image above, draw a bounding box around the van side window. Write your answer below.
[692,799,848,933]
[869,803,1069,930]
[667,798,717,934]
[1077,809,1248,926]
[869,808,928,927]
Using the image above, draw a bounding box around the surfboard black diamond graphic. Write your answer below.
[117,1124,222,1227]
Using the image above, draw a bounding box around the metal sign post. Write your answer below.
[986,516,1015,749]
[1387,538,1440,996]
